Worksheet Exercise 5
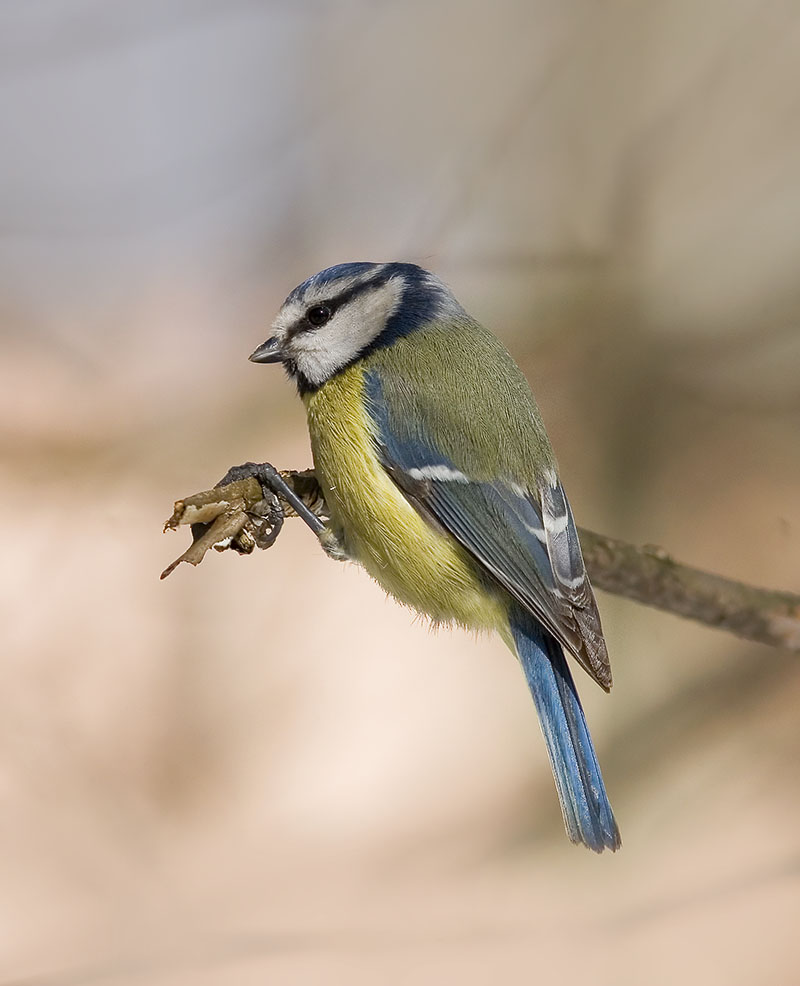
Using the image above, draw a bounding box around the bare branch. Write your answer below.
[578,529,800,653]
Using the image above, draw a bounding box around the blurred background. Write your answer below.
[2,1,800,983]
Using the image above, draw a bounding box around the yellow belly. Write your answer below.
[304,367,507,632]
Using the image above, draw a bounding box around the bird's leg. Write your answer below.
[276,469,347,560]
[277,469,330,526]
[216,462,349,560]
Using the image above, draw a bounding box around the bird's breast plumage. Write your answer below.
[303,362,507,632]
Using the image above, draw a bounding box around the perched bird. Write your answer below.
[249,262,620,852]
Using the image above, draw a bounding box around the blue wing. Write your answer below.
[364,368,611,690]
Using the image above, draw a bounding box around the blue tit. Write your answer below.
[250,262,620,852]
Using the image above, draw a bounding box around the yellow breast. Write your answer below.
[303,366,507,632]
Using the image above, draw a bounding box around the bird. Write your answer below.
[248,261,620,852]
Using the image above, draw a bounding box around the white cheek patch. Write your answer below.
[290,277,404,385]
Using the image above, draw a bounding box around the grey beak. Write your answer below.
[249,336,283,364]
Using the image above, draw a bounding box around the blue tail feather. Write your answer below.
[509,607,620,852]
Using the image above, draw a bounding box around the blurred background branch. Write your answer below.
[579,528,800,653]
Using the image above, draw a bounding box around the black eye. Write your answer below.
[306,304,332,328]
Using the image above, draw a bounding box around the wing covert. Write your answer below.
[364,368,611,690]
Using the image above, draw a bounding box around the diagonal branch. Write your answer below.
[578,529,800,652]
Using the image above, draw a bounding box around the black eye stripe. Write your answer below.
[288,272,394,338]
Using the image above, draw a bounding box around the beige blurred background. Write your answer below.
[2,1,800,983]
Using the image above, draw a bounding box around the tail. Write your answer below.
[509,606,621,852]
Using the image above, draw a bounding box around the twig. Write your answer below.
[161,470,800,653]
[160,477,271,579]
[578,529,800,652]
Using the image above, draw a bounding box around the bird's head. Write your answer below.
[250,262,463,392]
